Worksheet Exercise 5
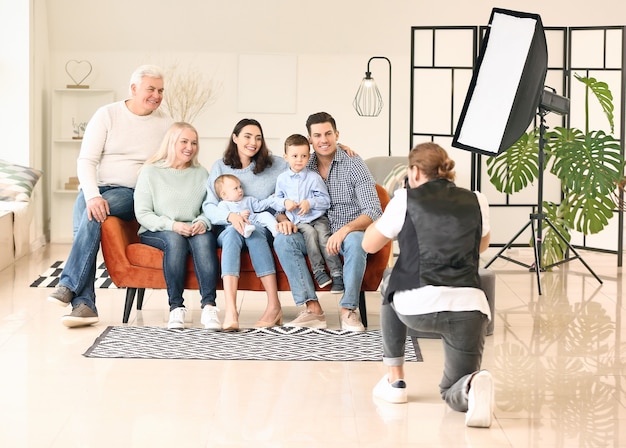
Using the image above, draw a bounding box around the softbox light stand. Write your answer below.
[484,107,603,294]
[450,8,602,294]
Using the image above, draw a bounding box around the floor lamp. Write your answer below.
[353,56,392,156]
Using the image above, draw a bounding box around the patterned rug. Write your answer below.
[83,326,423,362]
[30,261,116,289]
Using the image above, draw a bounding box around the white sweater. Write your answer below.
[76,100,172,201]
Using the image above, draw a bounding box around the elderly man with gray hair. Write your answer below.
[47,65,173,327]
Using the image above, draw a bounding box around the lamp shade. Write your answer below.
[353,73,384,117]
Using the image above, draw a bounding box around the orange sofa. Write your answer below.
[101,184,392,325]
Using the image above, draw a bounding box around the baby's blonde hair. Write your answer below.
[214,174,240,199]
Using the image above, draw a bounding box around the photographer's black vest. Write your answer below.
[384,179,482,304]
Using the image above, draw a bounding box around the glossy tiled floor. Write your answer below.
[0,243,624,447]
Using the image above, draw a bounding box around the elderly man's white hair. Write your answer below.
[128,65,164,96]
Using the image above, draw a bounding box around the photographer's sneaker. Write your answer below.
[465,370,494,428]
[372,374,408,404]
[341,309,365,332]
[61,303,99,328]
[201,305,221,330]
[168,307,186,330]
[48,285,73,307]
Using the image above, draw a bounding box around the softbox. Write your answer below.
[452,8,548,156]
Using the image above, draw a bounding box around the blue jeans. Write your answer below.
[60,187,135,312]
[381,303,487,412]
[140,230,218,311]
[216,225,275,277]
[274,231,367,309]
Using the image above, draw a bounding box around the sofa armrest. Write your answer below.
[101,217,141,286]
[361,184,392,290]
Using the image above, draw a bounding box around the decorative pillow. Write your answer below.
[382,163,407,197]
[0,159,43,202]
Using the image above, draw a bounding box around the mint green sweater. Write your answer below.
[134,163,212,234]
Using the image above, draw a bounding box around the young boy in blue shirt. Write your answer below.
[274,134,344,292]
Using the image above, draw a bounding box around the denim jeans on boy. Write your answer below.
[60,187,135,313]
[216,225,276,277]
[273,230,367,309]
[381,302,488,412]
[140,230,218,311]
[297,215,342,278]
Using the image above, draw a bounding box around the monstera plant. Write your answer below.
[486,74,625,268]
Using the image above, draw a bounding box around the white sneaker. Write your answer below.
[465,370,494,428]
[372,374,408,404]
[168,307,186,329]
[201,305,221,330]
[243,224,256,238]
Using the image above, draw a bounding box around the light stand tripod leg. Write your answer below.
[484,220,534,269]
[530,215,543,295]
[542,217,603,284]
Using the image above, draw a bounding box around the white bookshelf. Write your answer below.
[50,88,115,243]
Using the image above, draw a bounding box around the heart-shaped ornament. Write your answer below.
[65,60,93,87]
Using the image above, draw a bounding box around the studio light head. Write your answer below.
[541,89,570,115]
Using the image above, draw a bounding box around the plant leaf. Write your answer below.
[549,129,623,191]
[486,129,539,194]
[547,128,624,234]
[562,190,615,234]
[574,73,615,134]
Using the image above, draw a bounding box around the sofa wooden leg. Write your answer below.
[137,288,145,310]
[358,291,368,328]
[123,288,137,324]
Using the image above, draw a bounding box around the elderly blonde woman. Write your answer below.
[134,122,219,330]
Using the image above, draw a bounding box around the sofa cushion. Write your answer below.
[382,163,407,197]
[0,159,43,202]
[126,244,259,272]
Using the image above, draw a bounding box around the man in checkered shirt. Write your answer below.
[274,112,382,331]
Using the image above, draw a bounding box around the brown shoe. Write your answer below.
[61,303,99,328]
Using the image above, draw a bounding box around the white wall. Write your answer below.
[43,0,626,167]
[0,0,49,252]
[32,0,50,250]
[0,1,30,165]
